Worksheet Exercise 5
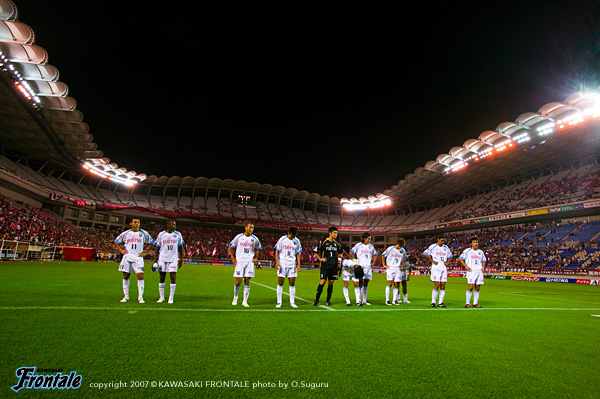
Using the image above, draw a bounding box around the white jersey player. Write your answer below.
[229,222,262,307]
[422,235,453,308]
[350,233,377,305]
[382,238,407,305]
[152,221,184,304]
[459,236,487,308]
[274,227,302,308]
[115,219,155,303]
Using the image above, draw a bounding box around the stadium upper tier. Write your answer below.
[0,1,599,213]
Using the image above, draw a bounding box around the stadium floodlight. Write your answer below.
[0,50,42,110]
[82,162,139,187]
[442,91,600,175]
[341,194,392,211]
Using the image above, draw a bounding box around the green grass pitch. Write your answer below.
[1,261,599,398]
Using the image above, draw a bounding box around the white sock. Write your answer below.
[169,284,176,300]
[385,286,390,301]
[432,289,438,304]
[276,285,283,304]
[363,287,368,302]
[289,285,296,304]
[123,278,130,298]
[466,290,472,304]
[233,285,240,299]
[158,283,165,298]
[355,287,361,303]
[393,287,399,302]
[137,280,144,298]
[403,293,408,301]
[439,289,446,304]
[343,286,350,303]
[243,285,250,303]
[474,290,480,304]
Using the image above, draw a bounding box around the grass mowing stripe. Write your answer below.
[2,306,600,312]
[500,291,600,305]
[251,281,336,311]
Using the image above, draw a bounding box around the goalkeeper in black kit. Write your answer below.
[313,226,345,306]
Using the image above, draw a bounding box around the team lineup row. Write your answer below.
[115,220,487,308]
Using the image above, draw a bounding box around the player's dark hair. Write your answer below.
[288,226,298,237]
[470,236,479,244]
[438,235,446,240]
[397,237,406,246]
[328,226,338,234]
[244,221,254,227]
[361,232,371,242]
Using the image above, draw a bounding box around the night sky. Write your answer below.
[17,1,600,198]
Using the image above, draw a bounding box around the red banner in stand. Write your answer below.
[62,246,95,261]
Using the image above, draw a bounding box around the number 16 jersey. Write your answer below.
[230,233,262,262]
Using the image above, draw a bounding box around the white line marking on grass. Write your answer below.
[2,306,600,313]
[251,282,336,311]
[592,315,600,318]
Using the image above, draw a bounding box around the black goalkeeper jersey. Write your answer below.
[314,238,344,268]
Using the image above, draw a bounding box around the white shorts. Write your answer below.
[118,254,144,274]
[466,270,484,285]
[342,268,358,282]
[361,267,373,281]
[277,265,297,278]
[397,270,408,282]
[233,261,255,278]
[158,261,178,273]
[430,267,447,282]
[386,268,399,281]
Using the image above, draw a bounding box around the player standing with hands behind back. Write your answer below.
[274,227,302,308]
[422,235,453,308]
[230,222,262,308]
[459,236,487,308]
[152,220,184,304]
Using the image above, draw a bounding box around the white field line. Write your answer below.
[1,306,600,313]
[251,281,336,311]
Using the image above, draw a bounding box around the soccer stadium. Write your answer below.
[1,1,599,398]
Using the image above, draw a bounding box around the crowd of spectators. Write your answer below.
[3,190,600,271]
[441,165,600,223]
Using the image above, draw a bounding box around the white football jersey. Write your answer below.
[115,229,154,257]
[155,230,184,263]
[351,242,377,268]
[275,235,302,266]
[459,248,486,271]
[229,233,262,262]
[382,246,406,269]
[423,243,453,267]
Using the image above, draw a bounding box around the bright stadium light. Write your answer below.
[82,162,140,187]
[0,50,42,110]
[442,91,600,175]
[341,194,392,211]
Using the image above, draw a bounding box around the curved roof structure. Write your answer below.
[385,91,600,209]
[0,0,599,213]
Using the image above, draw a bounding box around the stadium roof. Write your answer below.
[384,92,600,209]
[0,1,598,211]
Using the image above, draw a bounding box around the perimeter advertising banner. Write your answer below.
[526,209,548,216]
[485,275,598,285]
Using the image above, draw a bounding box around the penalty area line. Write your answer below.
[251,281,336,311]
